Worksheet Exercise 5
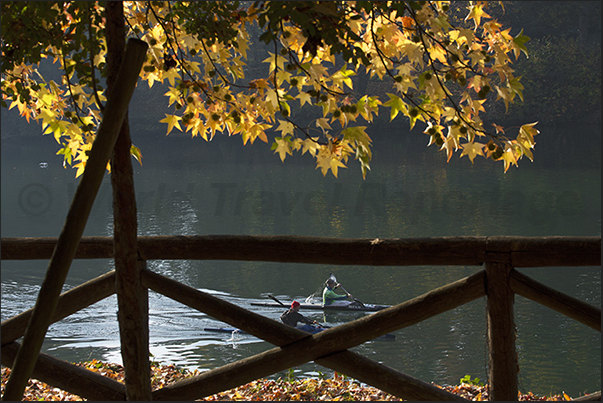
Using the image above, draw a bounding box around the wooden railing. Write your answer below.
[1,235,600,401]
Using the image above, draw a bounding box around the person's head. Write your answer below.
[291,301,301,311]
[326,278,336,288]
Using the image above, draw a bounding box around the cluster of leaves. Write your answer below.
[1,2,108,177]
[445,379,577,401]
[460,373,485,386]
[1,362,577,401]
[1,1,538,178]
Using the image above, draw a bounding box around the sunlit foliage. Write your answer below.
[1,1,538,178]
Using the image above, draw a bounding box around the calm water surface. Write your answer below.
[1,122,600,396]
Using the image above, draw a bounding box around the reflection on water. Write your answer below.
[1,124,600,396]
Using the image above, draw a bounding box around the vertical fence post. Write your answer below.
[115,259,151,400]
[111,114,151,400]
[485,256,518,401]
[105,3,151,400]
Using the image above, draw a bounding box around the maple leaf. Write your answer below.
[265,89,279,109]
[465,3,491,28]
[383,93,407,121]
[332,66,355,90]
[190,118,208,141]
[516,122,539,161]
[316,117,332,133]
[159,114,182,135]
[501,145,520,172]
[130,144,143,166]
[508,76,525,102]
[519,122,539,142]
[301,138,320,157]
[460,141,485,163]
[492,123,505,134]
[511,29,530,59]
[164,87,181,106]
[297,91,313,107]
[245,123,270,144]
[440,137,456,162]
[276,119,295,136]
[316,146,347,178]
[272,136,292,162]
[163,69,180,87]
[329,158,347,178]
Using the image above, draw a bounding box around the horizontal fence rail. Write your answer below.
[2,235,601,401]
[1,235,600,267]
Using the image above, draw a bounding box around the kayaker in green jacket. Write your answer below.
[323,278,353,306]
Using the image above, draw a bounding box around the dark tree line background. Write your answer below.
[496,1,601,126]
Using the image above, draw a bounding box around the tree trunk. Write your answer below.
[105,2,151,400]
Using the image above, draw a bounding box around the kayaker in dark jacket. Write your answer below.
[280,301,317,327]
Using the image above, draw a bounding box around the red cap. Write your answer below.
[291,301,301,308]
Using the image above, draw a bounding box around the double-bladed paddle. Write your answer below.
[328,273,366,308]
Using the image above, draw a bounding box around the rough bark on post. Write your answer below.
[106,2,152,400]
[486,255,518,401]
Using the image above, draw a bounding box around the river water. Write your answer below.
[1,118,600,397]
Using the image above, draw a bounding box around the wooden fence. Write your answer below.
[1,235,601,401]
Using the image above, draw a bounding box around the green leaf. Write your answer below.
[131,144,143,166]
[508,76,525,102]
[512,29,530,58]
[383,93,407,121]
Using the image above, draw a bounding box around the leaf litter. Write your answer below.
[0,360,586,401]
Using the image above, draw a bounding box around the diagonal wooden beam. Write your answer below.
[2,342,126,401]
[510,269,601,331]
[143,269,484,400]
[1,270,116,346]
[314,350,468,401]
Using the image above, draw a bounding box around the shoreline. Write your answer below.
[3,360,597,401]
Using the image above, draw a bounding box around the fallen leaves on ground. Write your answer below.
[0,361,584,401]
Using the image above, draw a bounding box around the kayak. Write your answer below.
[204,326,395,340]
[250,301,391,312]
[204,324,324,335]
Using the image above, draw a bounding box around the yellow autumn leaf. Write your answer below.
[272,136,292,162]
[162,69,180,87]
[301,138,320,157]
[501,146,519,172]
[315,117,332,132]
[159,114,182,135]
[276,119,295,136]
[164,87,181,106]
[297,91,313,107]
[460,141,485,163]
[465,3,491,28]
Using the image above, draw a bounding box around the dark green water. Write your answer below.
[1,120,600,397]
